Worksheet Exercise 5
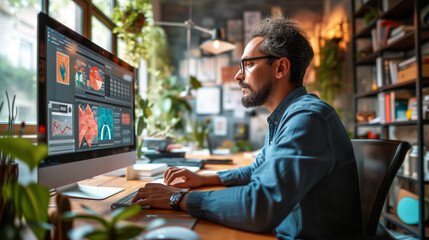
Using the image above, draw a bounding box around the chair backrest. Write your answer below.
[351,139,410,236]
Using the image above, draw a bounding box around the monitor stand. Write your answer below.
[56,183,124,200]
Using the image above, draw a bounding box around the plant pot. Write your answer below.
[0,162,19,226]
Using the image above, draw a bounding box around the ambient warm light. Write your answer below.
[214,40,220,48]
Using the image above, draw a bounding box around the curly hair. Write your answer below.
[250,17,314,86]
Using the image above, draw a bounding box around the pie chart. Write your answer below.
[89,66,103,91]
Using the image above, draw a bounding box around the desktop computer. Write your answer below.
[37,12,136,199]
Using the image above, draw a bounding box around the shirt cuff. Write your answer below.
[186,191,205,219]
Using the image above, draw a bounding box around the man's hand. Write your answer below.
[131,183,183,209]
[164,167,223,188]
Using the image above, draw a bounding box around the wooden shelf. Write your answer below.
[384,30,429,51]
[354,78,429,98]
[356,120,429,127]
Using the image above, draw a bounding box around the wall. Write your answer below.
[154,0,356,149]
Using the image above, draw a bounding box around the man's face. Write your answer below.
[235,37,275,108]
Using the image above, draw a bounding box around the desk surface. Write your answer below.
[61,153,276,240]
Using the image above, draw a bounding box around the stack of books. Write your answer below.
[126,163,168,181]
[386,25,414,45]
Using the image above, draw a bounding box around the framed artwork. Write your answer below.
[195,87,221,115]
[243,11,261,45]
[213,116,228,136]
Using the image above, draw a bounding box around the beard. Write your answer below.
[240,80,272,108]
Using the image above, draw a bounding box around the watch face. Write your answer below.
[170,192,185,210]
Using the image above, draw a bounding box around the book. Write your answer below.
[377,19,401,48]
[390,91,412,122]
[388,59,403,84]
[378,92,386,124]
[385,92,391,123]
[133,163,168,176]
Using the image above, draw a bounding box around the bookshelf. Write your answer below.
[352,0,429,239]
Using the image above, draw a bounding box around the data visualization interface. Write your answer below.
[46,27,134,155]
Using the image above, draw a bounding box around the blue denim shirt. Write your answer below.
[186,86,362,239]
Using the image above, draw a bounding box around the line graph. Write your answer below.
[52,116,73,136]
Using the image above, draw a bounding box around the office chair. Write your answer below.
[352,139,411,237]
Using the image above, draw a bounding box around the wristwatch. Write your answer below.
[170,192,187,211]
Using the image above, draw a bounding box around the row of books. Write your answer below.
[376,89,429,124]
[375,55,429,88]
[377,91,411,124]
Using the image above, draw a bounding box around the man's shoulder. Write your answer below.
[287,93,335,116]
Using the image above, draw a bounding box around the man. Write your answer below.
[132,17,362,239]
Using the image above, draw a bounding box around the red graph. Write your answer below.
[89,66,103,91]
[52,119,72,135]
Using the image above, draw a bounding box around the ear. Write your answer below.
[275,57,290,79]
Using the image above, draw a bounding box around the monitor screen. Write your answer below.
[37,13,136,194]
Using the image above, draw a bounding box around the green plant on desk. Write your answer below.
[188,118,212,149]
[63,205,165,240]
[0,93,50,240]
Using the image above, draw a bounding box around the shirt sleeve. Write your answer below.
[186,110,334,233]
[217,145,266,186]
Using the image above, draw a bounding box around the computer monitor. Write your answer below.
[37,13,136,199]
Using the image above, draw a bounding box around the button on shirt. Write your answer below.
[186,86,362,239]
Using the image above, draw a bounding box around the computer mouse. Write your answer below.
[144,226,200,240]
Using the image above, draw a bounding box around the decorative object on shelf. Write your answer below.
[355,110,376,122]
[0,92,50,240]
[396,189,429,225]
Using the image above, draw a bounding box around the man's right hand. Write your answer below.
[163,167,222,188]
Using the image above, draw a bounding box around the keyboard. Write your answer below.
[149,157,205,168]
[111,190,139,209]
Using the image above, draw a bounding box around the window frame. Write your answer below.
[1,0,119,136]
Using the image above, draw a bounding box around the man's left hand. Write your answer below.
[131,183,183,209]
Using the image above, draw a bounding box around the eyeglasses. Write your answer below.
[239,56,280,75]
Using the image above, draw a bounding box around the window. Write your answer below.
[0,1,40,124]
[91,16,112,52]
[49,0,84,34]
[0,0,138,128]
[19,39,34,70]
[92,0,114,18]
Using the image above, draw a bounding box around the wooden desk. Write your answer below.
[63,153,276,240]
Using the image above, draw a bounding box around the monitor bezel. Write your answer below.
[37,12,136,168]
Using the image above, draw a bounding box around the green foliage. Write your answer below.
[146,76,192,137]
[188,118,212,149]
[232,140,253,153]
[363,6,379,24]
[0,92,50,240]
[112,0,172,78]
[1,182,51,239]
[0,55,37,111]
[63,204,165,240]
[313,38,343,107]
[0,138,48,171]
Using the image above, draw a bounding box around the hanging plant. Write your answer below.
[314,37,343,107]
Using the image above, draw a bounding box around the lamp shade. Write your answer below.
[200,29,236,55]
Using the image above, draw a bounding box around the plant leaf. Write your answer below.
[0,138,48,171]
[68,225,96,240]
[115,225,144,239]
[111,205,141,224]
[190,75,202,90]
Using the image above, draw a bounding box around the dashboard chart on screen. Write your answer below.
[38,13,136,199]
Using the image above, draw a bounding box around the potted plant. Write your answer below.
[0,93,51,240]
[62,204,165,240]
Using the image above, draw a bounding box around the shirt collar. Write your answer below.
[267,86,307,124]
